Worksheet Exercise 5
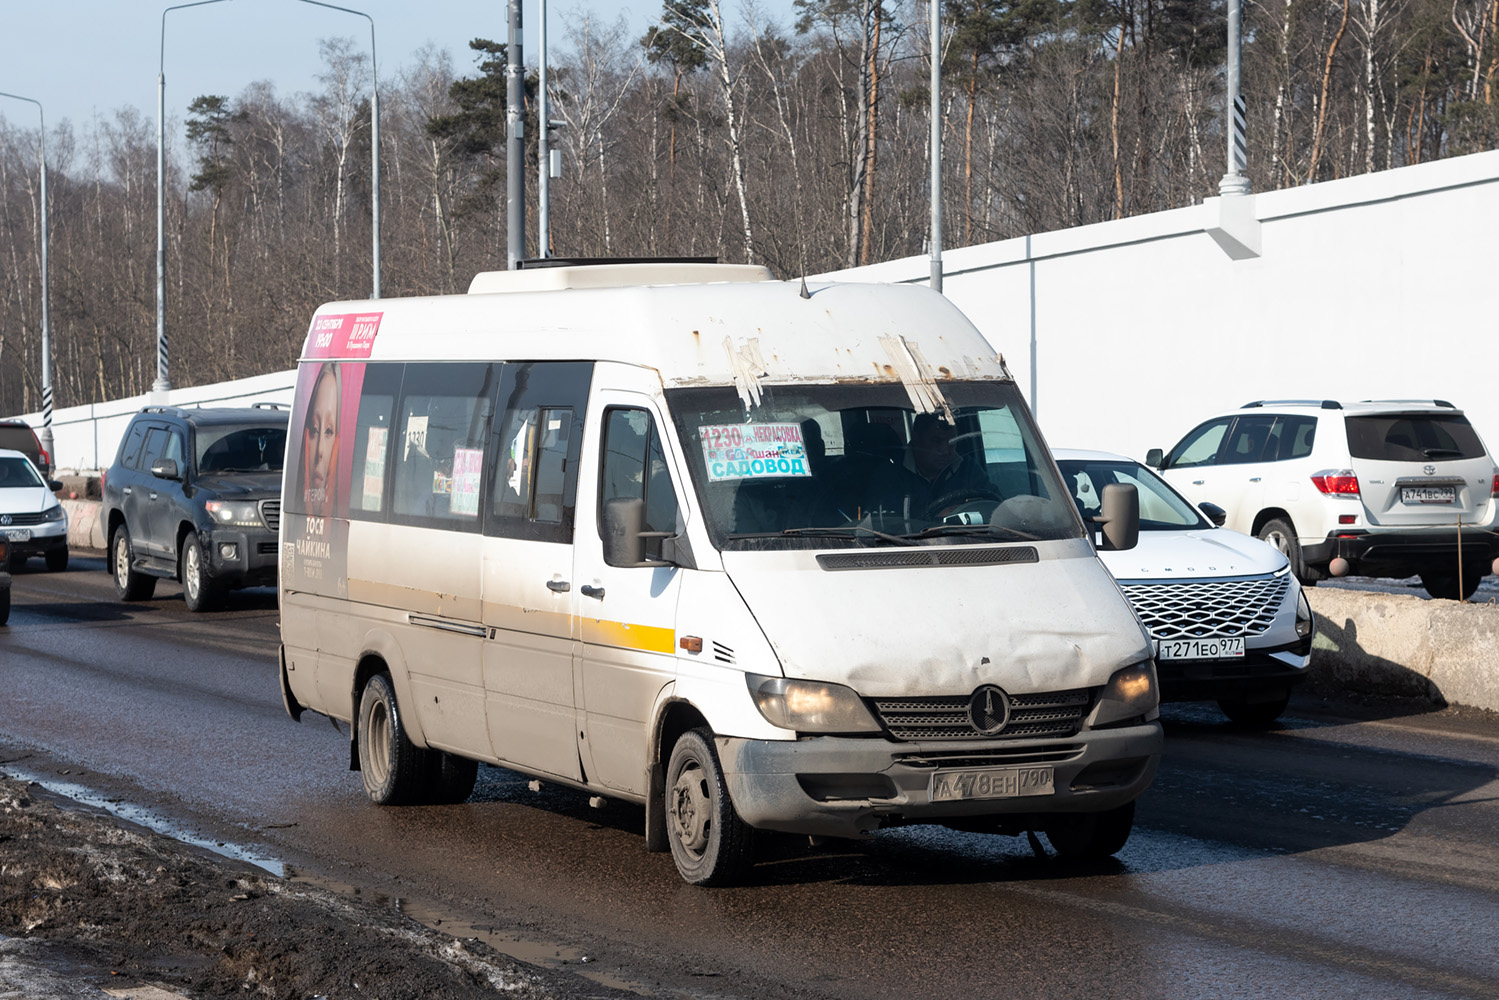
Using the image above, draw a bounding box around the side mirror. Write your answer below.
[602,497,675,568]
[1198,501,1227,527]
[150,457,180,481]
[48,479,64,492]
[1093,483,1139,551]
[1145,448,1164,470]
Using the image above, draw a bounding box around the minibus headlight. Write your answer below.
[747,674,883,734]
[205,500,263,527]
[1092,661,1159,727]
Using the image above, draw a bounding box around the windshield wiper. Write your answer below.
[905,523,1040,541]
[1421,447,1463,459]
[726,525,918,546]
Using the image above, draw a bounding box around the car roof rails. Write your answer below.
[514,255,719,269]
[250,401,288,410]
[140,405,194,418]
[1241,399,1343,410]
[1357,398,1456,408]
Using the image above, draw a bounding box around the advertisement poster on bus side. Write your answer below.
[282,359,367,598]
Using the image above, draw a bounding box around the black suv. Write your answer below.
[102,405,288,611]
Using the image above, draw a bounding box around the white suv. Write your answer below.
[1147,400,1499,600]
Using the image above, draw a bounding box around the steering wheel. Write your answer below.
[926,487,1004,521]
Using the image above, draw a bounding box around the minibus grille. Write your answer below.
[260,499,280,532]
[870,688,1092,741]
[1118,573,1290,640]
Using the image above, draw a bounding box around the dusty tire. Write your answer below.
[357,673,428,806]
[1256,517,1314,583]
[426,752,479,805]
[180,535,223,612]
[1218,686,1292,726]
[1419,571,1481,602]
[0,585,10,626]
[1044,801,1135,860]
[111,526,156,601]
[45,547,68,572]
[665,728,756,886]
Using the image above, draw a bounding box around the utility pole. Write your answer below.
[157,0,233,400]
[507,0,526,268]
[537,0,551,258]
[295,0,381,298]
[1219,0,1250,196]
[0,92,51,466]
[929,0,943,294]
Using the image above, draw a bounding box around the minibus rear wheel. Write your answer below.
[665,729,756,886]
[357,673,427,805]
[1043,801,1135,860]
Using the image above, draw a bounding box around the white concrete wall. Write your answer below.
[827,149,1499,463]
[10,149,1499,471]
[10,369,295,472]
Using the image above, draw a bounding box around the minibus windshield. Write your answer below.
[666,381,1083,550]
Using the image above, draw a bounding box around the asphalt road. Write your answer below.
[3,558,1498,999]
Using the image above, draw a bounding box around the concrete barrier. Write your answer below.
[1307,589,1499,713]
[63,499,106,552]
[48,498,1499,713]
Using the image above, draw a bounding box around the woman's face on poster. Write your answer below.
[307,370,338,497]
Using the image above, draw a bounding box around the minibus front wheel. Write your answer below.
[357,673,427,806]
[1042,801,1135,860]
[665,729,757,886]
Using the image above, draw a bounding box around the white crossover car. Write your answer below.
[0,447,69,572]
[1056,450,1315,725]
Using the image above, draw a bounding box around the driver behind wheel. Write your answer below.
[870,412,993,521]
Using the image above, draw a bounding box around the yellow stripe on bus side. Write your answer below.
[582,618,676,655]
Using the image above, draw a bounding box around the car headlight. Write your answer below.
[41,504,66,523]
[1092,660,1159,727]
[205,500,263,527]
[747,674,883,734]
[1295,588,1314,638]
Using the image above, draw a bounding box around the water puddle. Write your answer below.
[286,868,653,995]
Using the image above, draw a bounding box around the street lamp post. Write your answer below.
[295,0,381,298]
[929,0,943,294]
[0,92,51,466]
[158,0,233,400]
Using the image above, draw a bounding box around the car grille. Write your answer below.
[870,688,1093,742]
[260,498,280,532]
[0,511,51,526]
[1119,573,1290,640]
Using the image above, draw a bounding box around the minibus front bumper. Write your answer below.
[717,722,1162,840]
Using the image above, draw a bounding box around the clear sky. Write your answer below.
[0,0,800,138]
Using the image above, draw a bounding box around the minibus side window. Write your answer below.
[599,407,678,561]
[388,363,496,530]
[486,362,592,544]
[347,363,404,520]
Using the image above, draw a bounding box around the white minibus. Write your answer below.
[278,262,1162,885]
